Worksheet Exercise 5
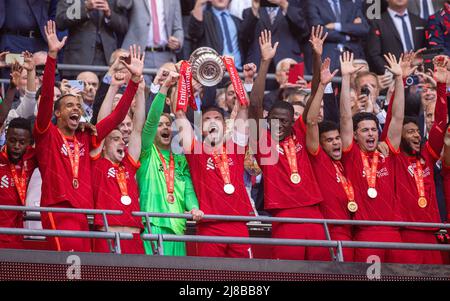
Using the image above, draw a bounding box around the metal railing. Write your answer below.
[0,205,133,254]
[134,211,450,262]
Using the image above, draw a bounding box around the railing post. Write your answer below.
[322,221,336,261]
[145,213,157,255]
[157,234,164,256]
[336,241,344,262]
[102,212,114,253]
[114,232,122,254]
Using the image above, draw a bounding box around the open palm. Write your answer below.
[384,53,402,77]
[45,20,67,54]
[259,30,278,61]
[320,58,338,85]
[123,45,145,77]
[309,25,328,56]
[433,55,449,84]
[340,51,362,76]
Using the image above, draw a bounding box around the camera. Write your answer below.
[405,75,420,87]
[360,86,370,96]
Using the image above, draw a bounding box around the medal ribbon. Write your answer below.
[157,149,175,195]
[58,130,80,183]
[222,56,248,106]
[212,147,232,186]
[115,165,129,196]
[282,137,299,176]
[332,161,355,202]
[412,159,426,199]
[9,162,27,205]
[360,150,379,190]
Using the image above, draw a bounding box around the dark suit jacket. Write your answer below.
[366,11,426,74]
[427,8,450,57]
[307,0,369,71]
[56,0,129,67]
[188,7,243,64]
[240,1,309,68]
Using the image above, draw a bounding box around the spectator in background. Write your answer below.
[229,0,252,20]
[366,0,426,74]
[0,1,53,55]
[56,0,130,78]
[426,3,450,56]
[178,0,196,61]
[408,0,445,20]
[306,0,369,71]
[76,71,99,122]
[190,0,243,70]
[241,0,309,73]
[122,0,183,81]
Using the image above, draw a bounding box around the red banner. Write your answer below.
[222,56,248,106]
[176,61,197,112]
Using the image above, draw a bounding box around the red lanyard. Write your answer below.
[115,164,128,196]
[58,130,80,188]
[212,146,232,185]
[360,150,379,190]
[333,161,357,212]
[411,158,427,208]
[9,162,27,205]
[157,148,175,195]
[282,137,301,184]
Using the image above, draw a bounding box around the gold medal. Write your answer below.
[72,178,79,189]
[347,201,358,213]
[418,197,427,208]
[290,173,301,184]
[120,195,132,206]
[167,193,175,204]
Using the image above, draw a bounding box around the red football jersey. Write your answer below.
[341,140,401,221]
[309,147,352,220]
[442,165,450,222]
[185,140,252,216]
[0,147,37,242]
[91,153,142,229]
[255,116,323,210]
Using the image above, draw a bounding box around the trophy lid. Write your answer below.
[189,47,225,87]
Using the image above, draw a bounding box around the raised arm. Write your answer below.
[384,53,405,150]
[305,58,338,154]
[0,64,20,127]
[309,26,328,97]
[248,30,278,122]
[94,45,144,143]
[96,72,126,123]
[444,125,450,167]
[35,20,67,134]
[127,79,146,162]
[339,52,363,150]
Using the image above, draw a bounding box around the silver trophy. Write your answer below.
[189,47,225,87]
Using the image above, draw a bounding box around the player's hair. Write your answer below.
[352,112,379,131]
[354,71,379,90]
[268,100,295,119]
[319,120,340,136]
[54,94,80,112]
[403,115,419,127]
[201,105,225,119]
[7,117,32,134]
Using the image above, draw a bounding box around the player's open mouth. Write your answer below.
[69,113,80,121]
[161,131,170,139]
[208,125,218,134]
[332,147,341,155]
[367,139,375,148]
[411,140,420,148]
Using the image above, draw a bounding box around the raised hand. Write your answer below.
[162,71,179,88]
[22,51,35,72]
[153,67,171,86]
[121,45,145,82]
[259,30,279,62]
[399,48,424,78]
[0,51,9,68]
[433,55,449,84]
[243,63,257,83]
[384,53,402,77]
[111,71,127,87]
[9,62,23,88]
[320,58,338,85]
[340,51,363,76]
[309,25,328,56]
[44,20,67,58]
[445,125,450,146]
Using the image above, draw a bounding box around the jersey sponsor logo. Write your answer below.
[0,175,9,189]
[362,167,389,178]
[206,156,234,171]
[276,143,303,156]
[0,163,6,167]
[106,167,130,179]
[407,163,431,178]
[60,142,86,157]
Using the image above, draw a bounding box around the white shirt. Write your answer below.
[420,0,435,19]
[147,0,168,48]
[229,0,252,20]
[387,8,415,52]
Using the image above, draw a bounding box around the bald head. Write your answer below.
[77,72,99,105]
[275,58,297,86]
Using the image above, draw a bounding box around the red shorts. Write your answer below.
[196,222,252,258]
[353,226,404,263]
[40,202,91,252]
[329,225,353,262]
[270,206,331,261]
[92,232,144,254]
[400,229,443,264]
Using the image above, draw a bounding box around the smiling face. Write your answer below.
[354,119,379,152]
[402,122,421,153]
[267,107,295,141]
[77,72,99,106]
[155,114,172,150]
[202,110,225,147]
[104,129,126,163]
[6,128,31,164]
[55,95,83,133]
[118,114,133,145]
[320,129,342,161]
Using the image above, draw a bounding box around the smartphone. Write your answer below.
[288,63,304,84]
[260,0,278,7]
[5,53,24,65]
[360,85,370,96]
[67,80,85,91]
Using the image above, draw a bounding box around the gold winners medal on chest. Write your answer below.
[290,173,301,184]
[367,187,377,199]
[72,178,79,189]
[167,193,176,204]
[120,195,132,206]
[418,197,427,208]
[224,183,235,195]
[347,201,358,213]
